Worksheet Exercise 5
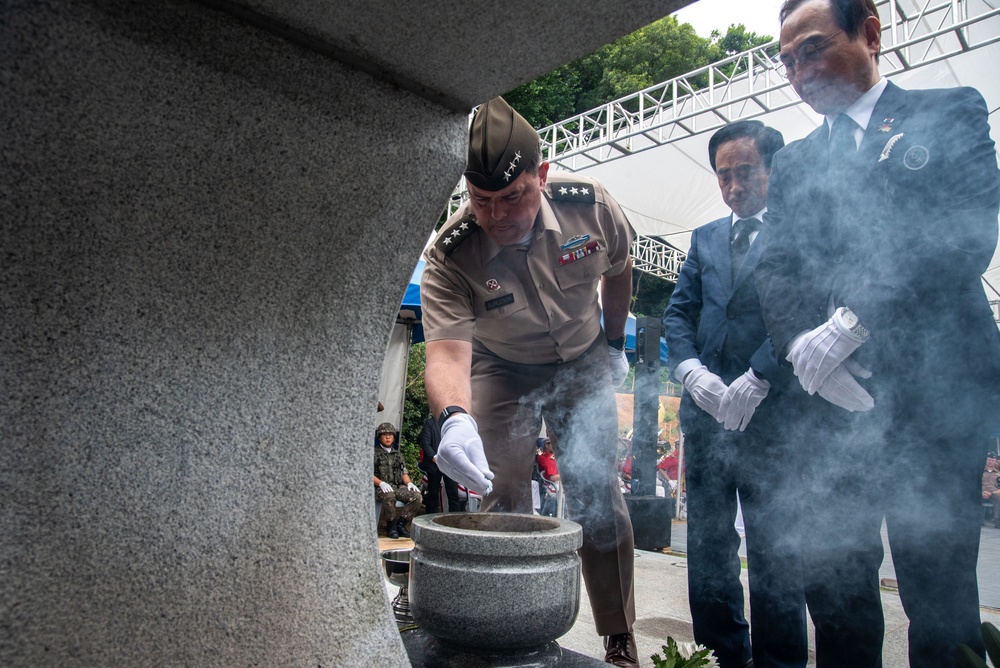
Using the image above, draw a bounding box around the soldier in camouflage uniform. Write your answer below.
[373,422,421,539]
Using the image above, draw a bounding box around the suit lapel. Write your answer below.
[859,81,907,169]
[707,215,735,291]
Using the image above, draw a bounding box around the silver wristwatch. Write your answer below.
[838,307,870,341]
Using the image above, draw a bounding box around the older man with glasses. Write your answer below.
[754,0,1000,666]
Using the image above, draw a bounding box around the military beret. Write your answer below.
[465,96,539,192]
[989,452,998,459]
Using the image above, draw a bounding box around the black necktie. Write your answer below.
[829,114,859,165]
[731,217,760,281]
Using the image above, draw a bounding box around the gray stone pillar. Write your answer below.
[1,1,464,664]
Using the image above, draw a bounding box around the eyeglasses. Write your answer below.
[778,30,843,79]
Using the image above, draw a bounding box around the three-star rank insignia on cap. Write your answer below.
[552,183,596,204]
[436,214,476,255]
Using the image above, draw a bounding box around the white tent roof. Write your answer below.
[576,42,1000,301]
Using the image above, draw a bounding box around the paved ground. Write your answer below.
[380,520,1000,667]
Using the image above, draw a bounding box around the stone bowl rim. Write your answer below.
[411,512,582,557]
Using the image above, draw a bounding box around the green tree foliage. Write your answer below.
[711,23,774,57]
[503,18,773,130]
[596,16,718,102]
[399,342,429,478]
[631,269,675,321]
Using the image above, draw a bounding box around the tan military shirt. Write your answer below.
[985,467,1000,495]
[421,172,634,364]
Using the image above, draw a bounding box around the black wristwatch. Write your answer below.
[607,335,626,351]
[438,405,468,428]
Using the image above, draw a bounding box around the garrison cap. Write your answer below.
[465,96,539,192]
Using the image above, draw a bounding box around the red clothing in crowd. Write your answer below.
[537,450,559,479]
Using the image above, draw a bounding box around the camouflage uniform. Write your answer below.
[373,427,421,526]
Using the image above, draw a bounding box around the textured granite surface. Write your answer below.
[410,514,583,650]
[205,0,694,110]
[0,1,463,665]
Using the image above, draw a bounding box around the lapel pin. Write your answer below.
[486,279,501,292]
[879,133,905,162]
[878,118,895,132]
[903,145,929,170]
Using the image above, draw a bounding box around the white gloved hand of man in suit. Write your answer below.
[406,482,420,493]
[817,359,875,412]
[719,369,771,432]
[787,307,868,394]
[378,481,393,494]
[608,345,629,388]
[683,365,728,420]
[437,413,495,496]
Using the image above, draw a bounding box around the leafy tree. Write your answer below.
[711,23,774,57]
[503,65,582,129]
[503,16,721,128]
[631,269,675,322]
[399,342,428,479]
[597,16,719,103]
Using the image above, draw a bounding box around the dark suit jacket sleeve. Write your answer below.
[418,417,440,459]
[662,225,706,380]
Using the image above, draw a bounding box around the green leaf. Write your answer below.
[982,621,1000,666]
[957,643,988,668]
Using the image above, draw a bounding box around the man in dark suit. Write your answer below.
[663,120,807,668]
[755,1,1000,665]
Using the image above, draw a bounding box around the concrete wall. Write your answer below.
[1,1,463,664]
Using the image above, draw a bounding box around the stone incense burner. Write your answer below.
[409,512,583,656]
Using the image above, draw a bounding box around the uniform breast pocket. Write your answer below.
[473,283,528,320]
[554,250,611,290]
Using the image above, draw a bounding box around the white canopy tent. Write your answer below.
[569,34,1000,306]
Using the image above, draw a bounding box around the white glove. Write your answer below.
[608,345,629,388]
[786,307,868,395]
[378,481,393,494]
[718,369,771,432]
[816,360,874,412]
[683,365,728,420]
[406,482,420,493]
[437,413,495,496]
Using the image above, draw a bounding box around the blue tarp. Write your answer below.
[400,259,669,365]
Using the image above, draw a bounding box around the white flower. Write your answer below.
[677,641,719,667]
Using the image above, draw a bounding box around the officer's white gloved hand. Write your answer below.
[816,360,874,412]
[378,481,393,494]
[406,482,420,493]
[718,369,771,432]
[437,413,495,496]
[608,345,629,388]
[786,307,867,394]
[683,365,728,420]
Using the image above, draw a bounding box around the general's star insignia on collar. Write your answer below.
[435,214,477,255]
[551,182,596,204]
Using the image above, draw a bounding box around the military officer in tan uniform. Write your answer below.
[420,96,639,667]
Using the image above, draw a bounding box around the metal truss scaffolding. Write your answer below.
[537,0,1000,172]
[444,0,1000,311]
